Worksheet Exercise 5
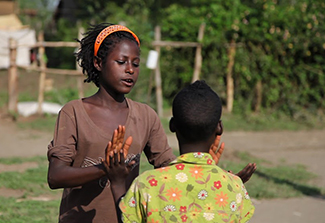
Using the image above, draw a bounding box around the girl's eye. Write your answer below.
[116,60,125,64]
[133,63,140,67]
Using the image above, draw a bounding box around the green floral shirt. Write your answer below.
[119,152,255,223]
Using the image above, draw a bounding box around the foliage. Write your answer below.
[16,0,325,123]
[159,0,325,119]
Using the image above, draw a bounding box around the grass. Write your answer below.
[0,152,323,222]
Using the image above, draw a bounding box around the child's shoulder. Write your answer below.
[126,98,157,115]
[60,99,82,113]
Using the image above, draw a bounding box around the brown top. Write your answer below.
[48,98,175,223]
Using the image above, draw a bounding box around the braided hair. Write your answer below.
[75,23,140,87]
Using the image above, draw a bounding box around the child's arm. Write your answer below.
[47,126,132,189]
[48,157,108,189]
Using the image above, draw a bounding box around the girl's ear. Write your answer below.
[93,56,102,71]
[216,120,223,136]
[169,117,176,133]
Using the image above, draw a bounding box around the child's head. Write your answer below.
[76,23,140,87]
[170,80,222,143]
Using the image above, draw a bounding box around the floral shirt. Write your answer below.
[119,152,255,223]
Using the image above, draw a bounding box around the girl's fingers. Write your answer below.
[123,136,133,158]
[109,152,114,167]
[119,149,125,164]
[105,141,112,165]
[216,142,225,160]
[209,136,224,165]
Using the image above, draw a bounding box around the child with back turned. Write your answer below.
[107,80,255,223]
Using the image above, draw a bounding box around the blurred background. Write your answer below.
[0,0,324,222]
[1,0,324,127]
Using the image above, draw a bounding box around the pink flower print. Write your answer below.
[175,163,185,170]
[179,206,187,214]
[181,214,188,222]
[207,159,213,165]
[149,178,158,187]
[214,180,222,189]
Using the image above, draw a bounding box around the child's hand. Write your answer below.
[231,163,257,183]
[106,149,131,184]
[103,125,133,171]
[209,135,225,164]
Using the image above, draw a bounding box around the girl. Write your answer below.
[47,23,176,223]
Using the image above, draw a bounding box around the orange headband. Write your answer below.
[94,25,140,57]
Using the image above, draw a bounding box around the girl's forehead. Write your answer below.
[111,40,140,55]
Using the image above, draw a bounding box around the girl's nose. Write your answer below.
[126,65,134,74]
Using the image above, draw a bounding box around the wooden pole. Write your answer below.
[254,80,262,112]
[226,39,236,113]
[192,23,205,83]
[77,25,84,98]
[8,38,18,113]
[154,26,163,118]
[37,31,46,114]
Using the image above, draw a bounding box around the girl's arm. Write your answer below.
[47,157,107,189]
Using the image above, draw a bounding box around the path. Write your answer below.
[1,117,325,222]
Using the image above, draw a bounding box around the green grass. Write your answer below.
[0,197,60,223]
[218,151,323,199]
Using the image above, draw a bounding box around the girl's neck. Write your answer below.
[92,89,126,109]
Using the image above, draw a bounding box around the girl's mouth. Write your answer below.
[122,79,134,86]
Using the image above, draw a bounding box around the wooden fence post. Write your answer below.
[37,31,46,114]
[8,38,18,113]
[192,23,205,83]
[226,39,236,113]
[154,26,163,118]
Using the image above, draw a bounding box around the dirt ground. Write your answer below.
[0,116,324,222]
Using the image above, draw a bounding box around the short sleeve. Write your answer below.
[142,107,176,168]
[47,107,77,163]
[119,178,146,222]
[233,176,255,222]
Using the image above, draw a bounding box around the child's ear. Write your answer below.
[93,56,102,71]
[216,120,223,135]
[169,117,176,133]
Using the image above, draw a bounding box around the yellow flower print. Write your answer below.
[166,187,182,202]
[204,203,214,212]
[160,174,172,183]
[189,208,201,220]
[189,165,204,179]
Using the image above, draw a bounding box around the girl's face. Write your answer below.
[96,40,140,96]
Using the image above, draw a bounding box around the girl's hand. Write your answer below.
[231,163,257,183]
[106,149,131,184]
[103,125,133,171]
[209,135,225,164]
